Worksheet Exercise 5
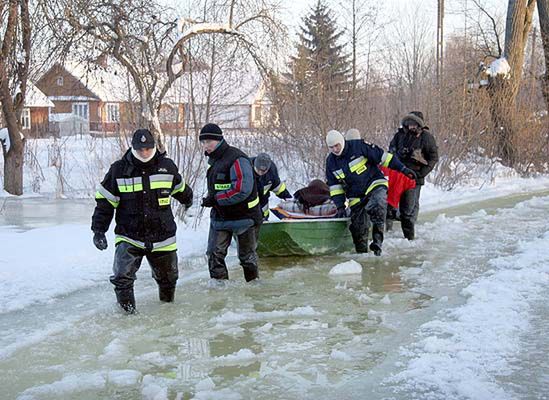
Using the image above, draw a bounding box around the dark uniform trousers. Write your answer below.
[207,224,259,282]
[399,185,422,240]
[111,242,179,309]
[349,186,387,252]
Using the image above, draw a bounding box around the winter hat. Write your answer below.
[401,113,425,128]
[326,130,345,155]
[131,128,155,150]
[345,128,361,140]
[410,111,424,121]
[199,123,223,141]
[254,153,272,172]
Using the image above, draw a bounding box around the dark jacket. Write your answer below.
[206,140,262,225]
[389,126,438,186]
[326,139,406,209]
[251,157,291,217]
[91,149,193,251]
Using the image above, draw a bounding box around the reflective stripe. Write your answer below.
[158,197,171,206]
[215,183,232,190]
[273,182,286,195]
[329,184,345,196]
[263,209,270,217]
[116,177,143,193]
[95,184,120,208]
[349,197,361,207]
[380,152,393,168]
[248,196,259,208]
[333,169,345,180]
[171,180,186,195]
[153,236,177,252]
[115,235,177,252]
[365,179,388,196]
[263,183,272,195]
[349,156,367,174]
[149,174,174,190]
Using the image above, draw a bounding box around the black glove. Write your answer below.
[93,232,108,250]
[401,167,417,181]
[201,195,216,208]
[279,189,292,200]
[335,207,347,218]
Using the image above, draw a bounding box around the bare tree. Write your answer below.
[538,0,549,110]
[485,0,536,166]
[0,0,31,195]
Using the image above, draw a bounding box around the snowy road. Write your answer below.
[1,192,549,399]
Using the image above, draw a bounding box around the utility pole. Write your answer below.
[436,0,445,86]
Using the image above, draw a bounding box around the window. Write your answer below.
[57,76,64,86]
[72,103,89,120]
[21,108,31,129]
[106,103,120,122]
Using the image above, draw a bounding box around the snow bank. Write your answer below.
[388,231,549,399]
[328,260,362,275]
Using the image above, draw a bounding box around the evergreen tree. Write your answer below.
[287,1,352,98]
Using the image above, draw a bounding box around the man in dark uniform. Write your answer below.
[326,129,416,255]
[251,152,292,221]
[91,128,193,313]
[389,111,439,240]
[199,123,262,283]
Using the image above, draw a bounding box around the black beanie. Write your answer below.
[199,123,223,141]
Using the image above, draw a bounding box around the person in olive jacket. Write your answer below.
[91,128,193,313]
[389,111,438,240]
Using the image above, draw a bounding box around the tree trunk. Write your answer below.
[538,0,549,110]
[2,139,25,196]
[487,0,536,166]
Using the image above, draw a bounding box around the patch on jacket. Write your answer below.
[159,188,171,196]
[158,167,168,173]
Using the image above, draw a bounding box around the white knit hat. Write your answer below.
[345,128,361,140]
[326,130,345,147]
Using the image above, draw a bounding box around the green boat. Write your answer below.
[257,218,353,257]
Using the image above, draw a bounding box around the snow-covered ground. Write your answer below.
[1,137,549,398]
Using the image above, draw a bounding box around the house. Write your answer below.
[36,61,274,136]
[36,62,139,136]
[178,70,276,131]
[0,83,54,138]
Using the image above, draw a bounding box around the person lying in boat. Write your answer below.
[270,179,338,219]
[251,153,292,221]
[325,129,417,256]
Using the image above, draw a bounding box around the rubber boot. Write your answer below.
[401,220,415,240]
[369,225,384,256]
[352,232,369,253]
[116,290,136,314]
[159,286,175,303]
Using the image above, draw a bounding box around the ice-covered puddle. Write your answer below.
[1,194,549,399]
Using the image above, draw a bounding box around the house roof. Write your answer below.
[52,60,269,106]
[25,82,55,108]
[61,62,133,103]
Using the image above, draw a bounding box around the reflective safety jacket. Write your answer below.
[326,139,406,209]
[91,149,193,252]
[206,140,262,225]
[251,157,292,218]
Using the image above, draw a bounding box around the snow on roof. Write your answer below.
[486,58,511,79]
[25,82,55,108]
[58,60,267,107]
[61,62,135,103]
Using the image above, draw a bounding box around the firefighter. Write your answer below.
[251,152,292,221]
[325,130,416,255]
[92,128,193,313]
[199,123,262,283]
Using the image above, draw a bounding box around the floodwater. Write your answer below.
[1,191,549,399]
